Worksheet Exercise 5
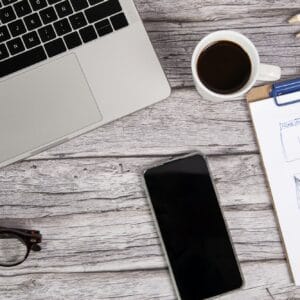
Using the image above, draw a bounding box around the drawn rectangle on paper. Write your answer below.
[280,118,300,161]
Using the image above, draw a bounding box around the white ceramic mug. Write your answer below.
[191,30,281,100]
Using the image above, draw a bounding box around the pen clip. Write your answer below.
[271,78,300,106]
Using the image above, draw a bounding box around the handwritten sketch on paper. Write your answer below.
[280,118,300,162]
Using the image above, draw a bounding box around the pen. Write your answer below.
[289,14,300,24]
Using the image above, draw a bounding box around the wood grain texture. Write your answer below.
[0,155,293,299]
[1,0,300,299]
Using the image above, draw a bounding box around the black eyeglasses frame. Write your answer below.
[0,227,42,267]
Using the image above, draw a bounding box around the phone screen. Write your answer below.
[144,154,242,299]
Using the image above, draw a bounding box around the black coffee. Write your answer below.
[197,41,251,94]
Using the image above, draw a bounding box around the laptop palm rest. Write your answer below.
[0,54,102,164]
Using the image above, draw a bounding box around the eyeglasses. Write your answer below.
[0,227,42,267]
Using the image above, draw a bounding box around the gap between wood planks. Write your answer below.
[23,151,260,162]
[0,259,287,277]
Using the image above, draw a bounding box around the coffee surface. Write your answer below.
[197,41,251,94]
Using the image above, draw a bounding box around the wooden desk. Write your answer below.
[1,1,299,299]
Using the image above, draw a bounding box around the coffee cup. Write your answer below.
[191,30,281,101]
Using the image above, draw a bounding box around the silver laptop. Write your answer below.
[0,0,171,168]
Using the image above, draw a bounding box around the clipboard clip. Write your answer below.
[271,78,300,106]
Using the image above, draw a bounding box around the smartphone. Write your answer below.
[143,153,243,299]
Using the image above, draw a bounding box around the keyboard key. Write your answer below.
[53,18,71,35]
[3,0,18,5]
[29,0,47,11]
[88,0,104,5]
[22,31,40,48]
[24,13,42,30]
[70,0,88,11]
[14,0,32,17]
[44,37,66,57]
[38,24,56,42]
[55,0,72,18]
[47,0,61,4]
[95,19,112,36]
[8,19,26,37]
[0,46,46,78]
[7,37,25,55]
[39,6,57,24]
[64,31,81,49]
[0,43,9,60]
[0,6,16,23]
[110,12,128,30]
[79,25,96,43]
[69,12,86,30]
[0,25,10,42]
[85,0,121,24]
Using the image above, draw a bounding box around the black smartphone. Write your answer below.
[144,153,243,299]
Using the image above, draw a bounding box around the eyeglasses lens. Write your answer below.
[0,233,27,266]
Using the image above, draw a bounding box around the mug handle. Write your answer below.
[257,63,281,81]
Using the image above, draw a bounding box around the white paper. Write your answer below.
[250,93,300,285]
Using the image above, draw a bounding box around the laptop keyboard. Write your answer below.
[0,0,129,78]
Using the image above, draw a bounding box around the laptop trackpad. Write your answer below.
[0,54,102,163]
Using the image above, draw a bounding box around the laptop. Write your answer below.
[0,0,171,168]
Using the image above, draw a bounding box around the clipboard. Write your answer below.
[247,78,300,105]
[246,78,300,286]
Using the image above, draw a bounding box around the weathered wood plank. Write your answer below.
[0,270,175,300]
[1,154,270,208]
[135,0,300,23]
[0,261,297,300]
[0,209,282,275]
